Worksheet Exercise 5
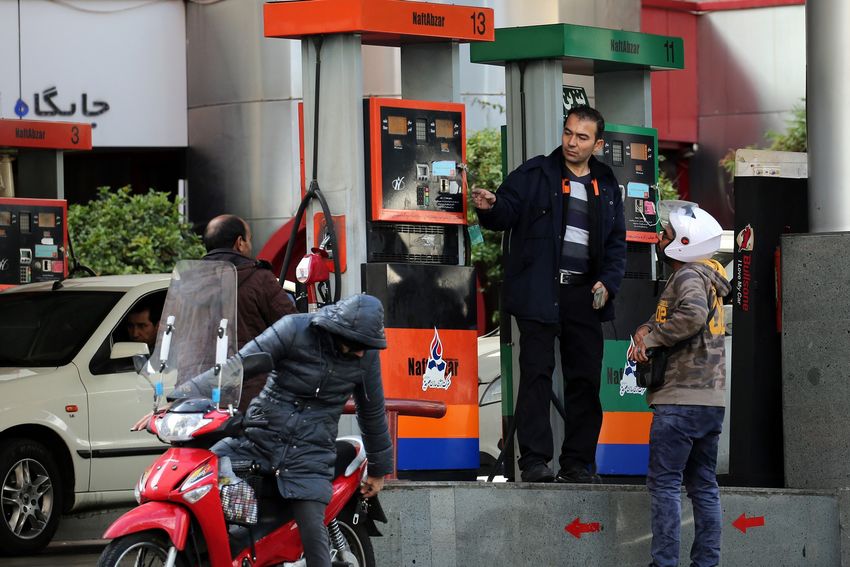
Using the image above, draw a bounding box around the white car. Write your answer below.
[478,331,502,475]
[0,274,170,554]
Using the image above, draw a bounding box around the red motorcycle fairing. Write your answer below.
[102,501,191,550]
[141,448,216,501]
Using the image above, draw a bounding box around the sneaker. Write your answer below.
[520,463,555,483]
[555,467,602,484]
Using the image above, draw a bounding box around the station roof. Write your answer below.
[470,24,684,74]
[264,0,495,46]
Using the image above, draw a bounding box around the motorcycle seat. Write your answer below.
[334,439,358,478]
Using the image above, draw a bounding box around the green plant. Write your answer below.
[656,156,681,201]
[719,99,806,180]
[68,186,205,275]
[466,128,504,326]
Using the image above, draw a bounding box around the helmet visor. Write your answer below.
[657,200,699,231]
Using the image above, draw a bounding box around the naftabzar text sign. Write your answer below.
[0,119,92,150]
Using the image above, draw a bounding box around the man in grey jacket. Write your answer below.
[629,203,730,567]
[213,294,393,567]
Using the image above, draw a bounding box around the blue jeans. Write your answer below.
[647,404,725,567]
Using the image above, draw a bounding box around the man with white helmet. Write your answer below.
[628,201,731,567]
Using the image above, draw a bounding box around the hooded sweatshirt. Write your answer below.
[642,259,731,407]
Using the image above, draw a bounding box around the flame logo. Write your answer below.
[427,328,445,372]
[422,327,451,391]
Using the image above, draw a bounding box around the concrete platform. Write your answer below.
[373,482,843,566]
[55,483,846,566]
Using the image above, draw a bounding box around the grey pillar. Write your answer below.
[301,34,367,295]
[401,43,461,103]
[595,70,652,127]
[504,59,563,479]
[504,60,562,170]
[807,0,850,232]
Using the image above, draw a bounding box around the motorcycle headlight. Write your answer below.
[155,412,212,443]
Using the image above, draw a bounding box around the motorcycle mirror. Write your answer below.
[242,352,274,376]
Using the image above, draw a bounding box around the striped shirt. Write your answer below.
[560,169,592,275]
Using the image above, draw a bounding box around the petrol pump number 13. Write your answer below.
[470,11,487,35]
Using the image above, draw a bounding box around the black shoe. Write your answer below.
[520,463,555,483]
[555,467,603,484]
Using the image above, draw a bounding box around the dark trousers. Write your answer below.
[515,282,604,473]
[290,498,331,567]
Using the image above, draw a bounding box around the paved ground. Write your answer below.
[5,540,105,566]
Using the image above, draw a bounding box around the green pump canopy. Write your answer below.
[470,23,683,73]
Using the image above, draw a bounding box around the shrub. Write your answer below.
[68,186,204,275]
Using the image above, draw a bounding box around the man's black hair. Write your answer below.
[129,295,164,325]
[203,215,247,251]
[565,105,605,140]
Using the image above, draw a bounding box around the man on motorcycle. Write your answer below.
[211,293,393,567]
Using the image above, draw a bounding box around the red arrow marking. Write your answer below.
[732,513,765,534]
[565,517,601,539]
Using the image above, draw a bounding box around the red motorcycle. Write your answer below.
[98,261,385,567]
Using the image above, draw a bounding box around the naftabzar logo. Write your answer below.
[416,328,453,391]
[736,224,754,252]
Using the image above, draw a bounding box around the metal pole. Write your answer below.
[807,0,850,232]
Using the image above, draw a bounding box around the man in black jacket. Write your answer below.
[473,105,626,483]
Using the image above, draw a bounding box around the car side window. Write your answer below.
[90,290,167,375]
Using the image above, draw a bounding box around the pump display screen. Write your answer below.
[38,213,56,228]
[598,127,657,244]
[367,99,465,224]
[435,119,453,139]
[388,116,408,136]
[0,212,9,226]
[631,142,648,161]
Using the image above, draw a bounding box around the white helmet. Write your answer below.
[661,201,723,263]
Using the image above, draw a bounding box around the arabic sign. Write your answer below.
[0,0,187,147]
[19,87,110,120]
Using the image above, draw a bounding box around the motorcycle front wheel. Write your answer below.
[334,502,375,567]
[97,530,187,567]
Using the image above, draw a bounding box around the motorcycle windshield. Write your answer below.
[138,260,241,411]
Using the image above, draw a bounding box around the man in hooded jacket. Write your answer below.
[211,294,393,567]
[629,203,730,567]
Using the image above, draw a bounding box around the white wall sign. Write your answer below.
[0,0,187,148]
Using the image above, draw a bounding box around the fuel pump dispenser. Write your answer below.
[0,118,92,289]
[471,24,683,479]
[264,0,494,479]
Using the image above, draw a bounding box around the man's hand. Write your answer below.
[591,281,608,310]
[360,476,385,498]
[471,188,496,210]
[627,326,652,363]
[131,412,154,432]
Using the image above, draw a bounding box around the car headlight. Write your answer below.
[479,376,501,406]
[155,413,212,443]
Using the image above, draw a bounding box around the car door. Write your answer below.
[76,284,169,492]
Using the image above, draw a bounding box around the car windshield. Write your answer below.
[0,291,122,366]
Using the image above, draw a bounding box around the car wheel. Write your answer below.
[0,439,63,555]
